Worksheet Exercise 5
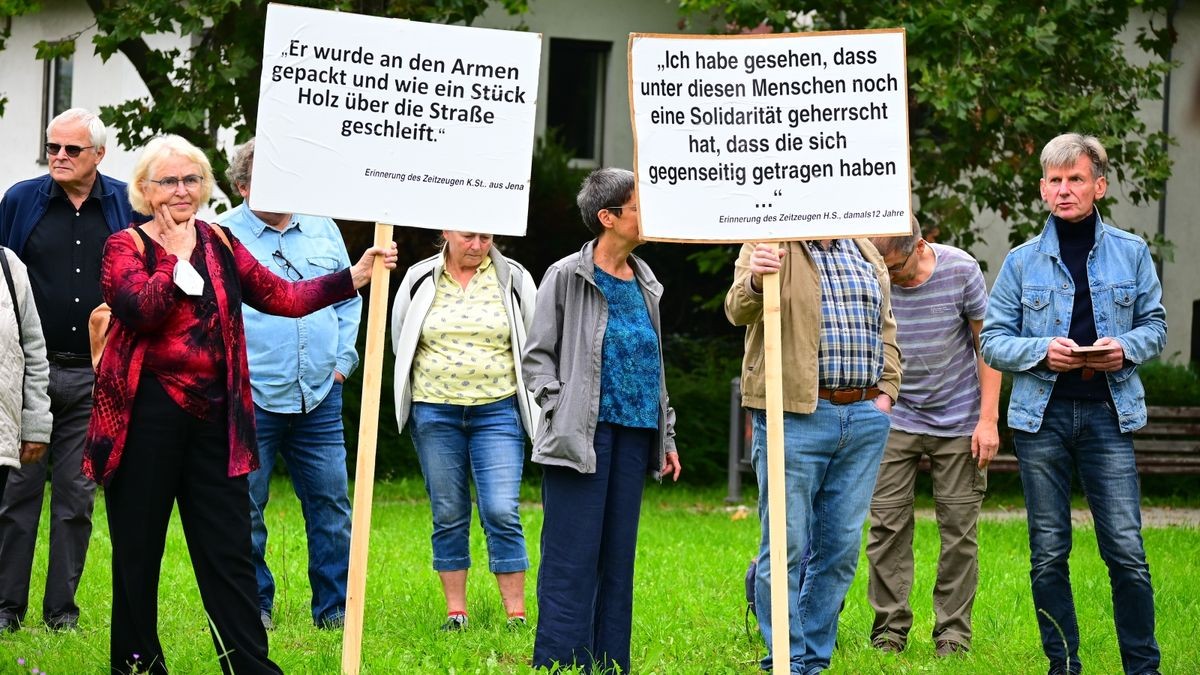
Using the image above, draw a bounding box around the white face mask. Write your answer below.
[173,259,205,296]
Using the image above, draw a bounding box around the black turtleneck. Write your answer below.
[1051,210,1109,401]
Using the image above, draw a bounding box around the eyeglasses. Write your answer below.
[603,203,638,214]
[886,247,916,274]
[147,175,205,190]
[45,143,94,158]
[272,250,305,280]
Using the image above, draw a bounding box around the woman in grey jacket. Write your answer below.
[523,168,680,674]
[391,232,538,630]
[0,247,51,504]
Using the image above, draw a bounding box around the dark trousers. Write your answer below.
[534,423,653,674]
[0,363,96,624]
[1014,399,1159,675]
[106,376,281,675]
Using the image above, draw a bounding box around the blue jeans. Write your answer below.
[751,400,890,674]
[409,396,528,573]
[534,423,653,674]
[248,382,352,625]
[1014,398,1159,675]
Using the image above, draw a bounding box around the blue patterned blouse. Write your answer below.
[593,265,660,429]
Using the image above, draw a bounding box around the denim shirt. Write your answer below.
[981,212,1166,433]
[218,205,362,413]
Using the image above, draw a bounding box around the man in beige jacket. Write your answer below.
[726,239,900,674]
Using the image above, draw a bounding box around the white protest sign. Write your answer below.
[630,31,911,242]
[254,3,541,234]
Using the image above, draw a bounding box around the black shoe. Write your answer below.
[935,640,967,657]
[45,615,78,632]
[872,636,904,654]
[0,616,18,633]
[1047,664,1081,675]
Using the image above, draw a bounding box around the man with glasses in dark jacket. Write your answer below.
[0,108,140,632]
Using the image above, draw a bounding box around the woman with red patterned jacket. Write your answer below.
[84,135,397,675]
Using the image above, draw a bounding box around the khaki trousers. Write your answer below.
[866,430,986,648]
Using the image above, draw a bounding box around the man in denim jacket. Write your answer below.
[981,133,1165,675]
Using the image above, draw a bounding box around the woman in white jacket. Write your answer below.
[0,247,51,504]
[391,232,538,631]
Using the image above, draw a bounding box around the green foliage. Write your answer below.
[340,320,422,481]
[0,0,526,199]
[1139,358,1200,406]
[500,128,592,281]
[676,0,1177,254]
[662,334,743,485]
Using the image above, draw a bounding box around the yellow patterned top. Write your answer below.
[411,256,516,405]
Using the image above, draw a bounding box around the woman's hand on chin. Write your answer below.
[154,203,197,260]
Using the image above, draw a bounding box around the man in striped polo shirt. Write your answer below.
[865,217,1001,658]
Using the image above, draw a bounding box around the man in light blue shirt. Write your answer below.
[219,138,361,630]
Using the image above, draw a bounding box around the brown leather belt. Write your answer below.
[818,386,882,405]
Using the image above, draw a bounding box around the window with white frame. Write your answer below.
[38,49,73,163]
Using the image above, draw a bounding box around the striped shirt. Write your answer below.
[890,243,988,436]
[810,240,885,389]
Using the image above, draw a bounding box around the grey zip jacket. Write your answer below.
[522,239,677,476]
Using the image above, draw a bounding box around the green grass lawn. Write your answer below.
[1,478,1197,674]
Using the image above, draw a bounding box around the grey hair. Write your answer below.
[1040,133,1108,179]
[47,108,107,149]
[577,168,635,235]
[870,214,923,257]
[226,138,256,189]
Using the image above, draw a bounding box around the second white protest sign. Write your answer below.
[630,30,911,242]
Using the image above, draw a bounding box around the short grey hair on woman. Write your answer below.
[577,168,635,235]
[226,138,256,189]
[47,108,107,149]
[870,214,923,257]
[1040,133,1108,179]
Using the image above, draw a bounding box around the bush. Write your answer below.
[662,334,743,485]
[1140,359,1200,406]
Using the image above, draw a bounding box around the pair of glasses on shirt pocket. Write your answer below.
[272,250,305,280]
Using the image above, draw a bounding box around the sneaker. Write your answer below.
[506,616,527,630]
[1047,664,1081,675]
[45,614,78,632]
[260,611,274,632]
[0,616,18,633]
[440,613,468,631]
[935,640,967,657]
[871,636,904,654]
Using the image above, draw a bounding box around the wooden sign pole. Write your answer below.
[341,222,395,675]
[763,271,790,675]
